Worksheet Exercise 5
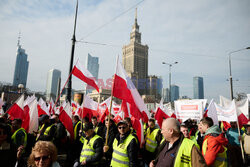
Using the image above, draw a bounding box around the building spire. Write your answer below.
[135,8,137,24]
[17,31,21,47]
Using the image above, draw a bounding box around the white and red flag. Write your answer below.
[22,95,36,132]
[155,98,170,128]
[59,102,74,140]
[49,99,55,115]
[112,61,149,122]
[236,99,249,127]
[121,100,132,118]
[131,117,144,146]
[79,95,98,120]
[98,97,111,122]
[72,60,99,92]
[7,94,25,120]
[37,98,50,117]
[219,96,249,128]
[206,99,219,125]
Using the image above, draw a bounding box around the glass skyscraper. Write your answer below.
[13,40,29,88]
[193,76,204,99]
[171,85,179,101]
[46,69,61,101]
[86,53,99,93]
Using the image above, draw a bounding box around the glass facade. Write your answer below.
[193,76,204,99]
[46,69,61,101]
[13,45,29,88]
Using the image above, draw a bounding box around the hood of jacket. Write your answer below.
[204,125,221,136]
[204,125,228,146]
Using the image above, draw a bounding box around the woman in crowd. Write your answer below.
[27,141,60,167]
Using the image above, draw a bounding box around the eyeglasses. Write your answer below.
[34,155,50,161]
[118,126,126,130]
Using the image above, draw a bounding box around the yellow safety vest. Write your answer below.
[174,138,194,167]
[80,134,101,164]
[202,138,227,167]
[74,121,83,140]
[11,128,27,147]
[145,128,160,152]
[111,134,135,167]
[44,124,56,138]
[94,126,99,134]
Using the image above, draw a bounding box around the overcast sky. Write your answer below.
[0,0,249,102]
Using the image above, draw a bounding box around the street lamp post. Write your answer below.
[162,61,178,102]
[67,0,79,103]
[228,47,250,100]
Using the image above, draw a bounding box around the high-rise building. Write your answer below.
[147,75,162,100]
[193,76,204,99]
[122,8,148,95]
[86,53,99,93]
[171,85,179,101]
[86,53,99,79]
[13,35,29,88]
[162,88,169,103]
[46,69,61,101]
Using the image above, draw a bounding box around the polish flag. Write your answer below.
[155,98,170,128]
[236,99,249,128]
[131,117,144,145]
[98,97,111,122]
[27,99,39,133]
[49,99,55,115]
[37,98,50,117]
[79,95,98,120]
[22,95,36,132]
[7,94,25,120]
[59,102,74,140]
[206,99,219,125]
[112,102,121,115]
[72,60,99,92]
[112,61,149,122]
[219,97,249,128]
[113,110,124,124]
[121,100,132,118]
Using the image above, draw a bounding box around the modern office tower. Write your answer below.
[122,8,148,95]
[46,69,61,101]
[147,75,162,100]
[162,88,169,103]
[171,85,179,101]
[13,35,29,88]
[86,53,99,93]
[193,76,204,99]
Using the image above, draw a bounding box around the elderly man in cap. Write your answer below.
[74,122,103,167]
[110,120,138,167]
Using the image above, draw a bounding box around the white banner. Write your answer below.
[215,100,237,122]
[174,100,205,122]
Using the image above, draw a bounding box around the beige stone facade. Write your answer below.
[122,9,148,95]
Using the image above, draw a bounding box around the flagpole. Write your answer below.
[105,56,119,146]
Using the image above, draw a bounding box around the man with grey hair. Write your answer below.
[149,118,206,167]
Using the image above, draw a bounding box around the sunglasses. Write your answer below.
[118,126,127,130]
[34,155,50,161]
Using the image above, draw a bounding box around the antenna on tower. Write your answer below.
[135,8,137,22]
[17,31,21,46]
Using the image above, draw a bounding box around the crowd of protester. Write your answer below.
[0,108,249,167]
